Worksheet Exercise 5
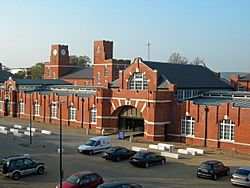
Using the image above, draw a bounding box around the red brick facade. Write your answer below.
[0,40,249,153]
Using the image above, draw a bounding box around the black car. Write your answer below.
[102,146,136,162]
[0,154,45,180]
[197,160,230,180]
[97,181,142,188]
[129,151,166,168]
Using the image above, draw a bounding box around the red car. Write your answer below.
[56,171,103,188]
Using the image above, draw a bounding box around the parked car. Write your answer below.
[102,146,136,162]
[97,181,142,188]
[56,171,103,188]
[0,154,45,180]
[129,151,166,168]
[78,136,112,155]
[231,167,250,187]
[197,160,230,180]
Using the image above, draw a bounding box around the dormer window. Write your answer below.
[128,72,148,90]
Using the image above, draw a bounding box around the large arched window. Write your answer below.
[181,116,195,136]
[128,72,148,90]
[219,119,235,141]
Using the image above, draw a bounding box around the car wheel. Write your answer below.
[213,174,218,181]
[145,162,149,168]
[89,150,93,155]
[12,172,20,180]
[116,156,120,162]
[37,167,45,175]
[161,159,165,165]
[226,169,230,176]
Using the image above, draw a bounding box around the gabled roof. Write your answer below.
[14,78,71,86]
[0,69,14,83]
[239,73,250,82]
[61,67,93,79]
[143,60,231,89]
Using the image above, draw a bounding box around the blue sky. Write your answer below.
[0,0,249,72]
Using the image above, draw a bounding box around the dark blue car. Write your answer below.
[129,151,166,168]
[97,181,142,188]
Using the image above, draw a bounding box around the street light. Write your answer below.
[57,100,65,188]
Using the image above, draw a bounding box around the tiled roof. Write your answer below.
[0,69,14,83]
[61,67,93,79]
[239,73,250,82]
[143,60,232,89]
[14,79,71,85]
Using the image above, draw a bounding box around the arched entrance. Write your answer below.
[118,106,144,132]
[4,99,10,116]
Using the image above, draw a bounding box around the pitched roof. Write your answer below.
[14,78,71,86]
[143,60,231,89]
[61,67,93,79]
[0,69,14,83]
[238,73,250,82]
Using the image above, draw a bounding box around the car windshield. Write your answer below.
[85,140,96,146]
[67,175,80,184]
[133,152,146,159]
[200,163,212,170]
[106,147,117,152]
[235,169,250,176]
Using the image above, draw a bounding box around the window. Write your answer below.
[96,73,101,84]
[69,106,77,121]
[128,72,148,90]
[48,67,50,77]
[115,65,120,79]
[104,65,108,77]
[181,116,195,136]
[238,85,245,91]
[219,119,235,141]
[0,101,3,111]
[34,102,40,116]
[23,159,33,165]
[51,103,57,118]
[90,108,97,123]
[19,102,24,114]
[84,81,88,86]
[52,72,56,79]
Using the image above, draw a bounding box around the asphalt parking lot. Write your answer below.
[0,117,250,188]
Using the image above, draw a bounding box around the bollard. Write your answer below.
[85,128,89,135]
[129,135,133,142]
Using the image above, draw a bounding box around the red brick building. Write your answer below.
[0,40,249,153]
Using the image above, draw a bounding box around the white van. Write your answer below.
[78,136,112,155]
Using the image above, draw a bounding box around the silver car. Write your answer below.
[231,167,250,187]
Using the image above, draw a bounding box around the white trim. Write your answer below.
[167,134,181,137]
[96,116,118,119]
[96,96,171,103]
[144,132,165,137]
[135,100,139,108]
[140,102,147,113]
[94,63,127,66]
[111,100,116,110]
[118,99,121,106]
[144,120,170,125]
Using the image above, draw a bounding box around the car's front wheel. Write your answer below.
[89,150,93,155]
[226,169,230,176]
[213,174,218,180]
[161,159,165,165]
[12,172,20,180]
[145,162,149,168]
[37,167,45,175]
[115,156,120,162]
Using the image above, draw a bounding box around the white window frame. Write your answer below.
[219,119,235,141]
[51,103,57,119]
[237,85,245,91]
[104,65,108,77]
[69,106,77,121]
[90,108,97,123]
[97,73,101,84]
[34,102,40,116]
[19,102,25,114]
[128,72,148,90]
[181,116,195,136]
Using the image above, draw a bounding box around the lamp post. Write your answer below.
[58,101,65,188]
[29,94,32,144]
[204,105,209,147]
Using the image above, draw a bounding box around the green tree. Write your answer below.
[15,70,26,79]
[30,62,44,79]
[168,53,189,64]
[70,55,91,68]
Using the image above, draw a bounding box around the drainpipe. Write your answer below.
[204,105,209,147]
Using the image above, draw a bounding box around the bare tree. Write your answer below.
[192,57,206,66]
[168,53,189,64]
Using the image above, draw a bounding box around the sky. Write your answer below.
[0,0,250,72]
